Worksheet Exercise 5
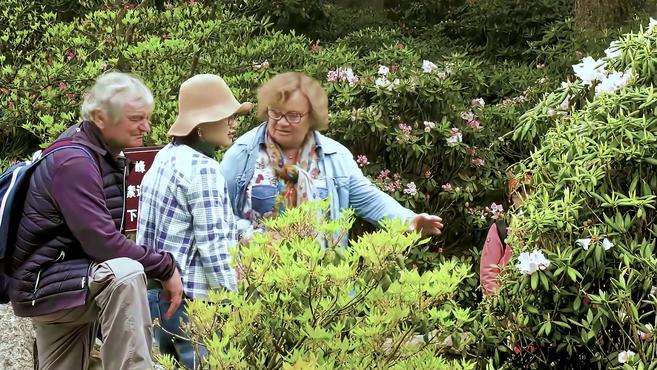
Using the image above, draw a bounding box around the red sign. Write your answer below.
[123,146,163,233]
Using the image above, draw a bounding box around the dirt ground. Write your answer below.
[0,304,35,369]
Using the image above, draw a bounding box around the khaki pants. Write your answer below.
[32,258,155,370]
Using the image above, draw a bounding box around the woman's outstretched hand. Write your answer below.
[409,213,444,236]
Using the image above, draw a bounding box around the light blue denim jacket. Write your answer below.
[219,123,416,243]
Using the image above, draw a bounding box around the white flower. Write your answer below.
[602,238,614,251]
[446,128,462,146]
[561,81,572,89]
[547,108,557,118]
[572,56,607,86]
[437,71,447,79]
[471,98,485,108]
[422,60,438,73]
[403,182,417,196]
[576,238,592,251]
[374,77,399,91]
[375,77,389,88]
[595,69,632,96]
[517,250,550,275]
[652,286,657,296]
[649,17,657,33]
[378,65,389,75]
[423,121,436,132]
[605,41,622,59]
[344,68,359,86]
[618,350,635,364]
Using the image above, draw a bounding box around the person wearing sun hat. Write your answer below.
[137,74,252,369]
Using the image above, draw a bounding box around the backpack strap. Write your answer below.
[39,140,96,167]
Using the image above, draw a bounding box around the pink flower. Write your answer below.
[466,147,476,156]
[58,82,68,91]
[442,183,453,192]
[403,182,417,196]
[467,119,482,130]
[489,202,504,219]
[356,155,369,167]
[65,49,75,62]
[424,169,432,178]
[399,123,412,136]
[377,169,391,181]
[327,70,339,82]
[471,158,485,167]
[327,67,359,86]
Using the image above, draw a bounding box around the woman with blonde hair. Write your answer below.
[220,72,444,242]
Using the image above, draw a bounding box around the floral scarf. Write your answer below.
[265,132,322,216]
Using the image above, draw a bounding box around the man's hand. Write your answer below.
[409,213,444,236]
[160,268,183,319]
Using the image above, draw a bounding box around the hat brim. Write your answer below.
[167,101,253,137]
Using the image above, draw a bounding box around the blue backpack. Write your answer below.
[0,140,93,304]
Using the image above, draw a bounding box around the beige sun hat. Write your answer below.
[167,74,253,137]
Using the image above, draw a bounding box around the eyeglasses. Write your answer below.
[267,108,307,124]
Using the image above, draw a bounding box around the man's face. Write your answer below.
[96,101,152,152]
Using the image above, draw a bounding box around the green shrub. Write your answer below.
[1,1,559,255]
[224,0,326,33]
[483,20,657,367]
[158,201,477,369]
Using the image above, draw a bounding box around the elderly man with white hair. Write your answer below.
[6,71,183,369]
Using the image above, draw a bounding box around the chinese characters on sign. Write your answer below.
[123,146,162,233]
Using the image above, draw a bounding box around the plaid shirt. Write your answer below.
[137,143,237,297]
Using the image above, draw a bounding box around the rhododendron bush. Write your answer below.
[0,0,562,256]
[480,19,657,368]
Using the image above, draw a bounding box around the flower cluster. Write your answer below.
[486,202,504,220]
[517,250,550,275]
[356,155,369,167]
[327,67,359,86]
[618,350,635,364]
[572,56,632,96]
[461,110,482,130]
[398,123,412,136]
[422,60,437,73]
[423,121,435,133]
[575,237,614,251]
[403,182,417,196]
[377,170,403,193]
[374,64,400,91]
[446,128,462,146]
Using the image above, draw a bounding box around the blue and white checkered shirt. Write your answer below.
[137,143,237,297]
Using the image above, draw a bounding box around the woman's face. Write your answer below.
[266,90,311,150]
[198,116,237,148]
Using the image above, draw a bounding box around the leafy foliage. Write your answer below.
[483,22,657,368]
[160,201,476,369]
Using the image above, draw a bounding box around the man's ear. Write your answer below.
[91,109,109,129]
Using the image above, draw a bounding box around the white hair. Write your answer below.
[81,71,154,124]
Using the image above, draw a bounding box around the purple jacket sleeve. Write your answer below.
[51,154,176,280]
